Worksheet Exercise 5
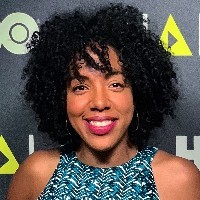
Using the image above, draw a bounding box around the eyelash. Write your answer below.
[110,83,125,88]
[71,82,125,94]
[72,85,88,92]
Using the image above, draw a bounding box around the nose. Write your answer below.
[90,86,111,112]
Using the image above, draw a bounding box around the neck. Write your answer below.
[76,142,138,168]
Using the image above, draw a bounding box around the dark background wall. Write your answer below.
[1,0,200,199]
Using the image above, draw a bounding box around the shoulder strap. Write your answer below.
[139,146,158,164]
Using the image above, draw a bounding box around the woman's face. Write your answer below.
[66,47,134,152]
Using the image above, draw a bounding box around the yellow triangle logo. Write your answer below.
[160,14,192,56]
[0,135,19,174]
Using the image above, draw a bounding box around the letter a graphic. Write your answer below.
[0,135,19,174]
[160,14,192,56]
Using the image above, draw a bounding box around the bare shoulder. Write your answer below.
[6,148,60,200]
[152,150,200,200]
[21,148,60,176]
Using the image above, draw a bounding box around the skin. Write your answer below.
[67,46,136,167]
[6,47,200,200]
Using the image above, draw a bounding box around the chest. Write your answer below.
[38,159,159,199]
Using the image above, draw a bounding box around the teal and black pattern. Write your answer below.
[38,146,160,199]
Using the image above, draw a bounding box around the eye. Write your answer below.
[109,82,125,91]
[72,85,88,94]
[111,83,124,87]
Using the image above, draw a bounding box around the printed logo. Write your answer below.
[176,136,200,169]
[0,12,39,54]
[160,14,192,56]
[0,135,19,174]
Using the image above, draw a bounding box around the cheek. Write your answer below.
[114,91,134,115]
[66,94,88,118]
[124,99,134,120]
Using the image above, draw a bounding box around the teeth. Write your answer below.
[89,120,112,127]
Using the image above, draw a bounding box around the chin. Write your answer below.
[86,141,118,153]
[93,146,113,153]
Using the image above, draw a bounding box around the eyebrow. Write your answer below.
[105,71,124,79]
[70,71,124,83]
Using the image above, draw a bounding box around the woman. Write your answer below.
[7,3,200,199]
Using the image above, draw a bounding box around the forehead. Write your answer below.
[75,67,124,81]
[74,45,123,74]
[68,45,125,84]
[86,45,122,70]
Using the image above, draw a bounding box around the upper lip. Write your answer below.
[83,116,117,122]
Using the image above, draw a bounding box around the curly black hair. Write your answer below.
[22,3,178,150]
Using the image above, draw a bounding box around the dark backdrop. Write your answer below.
[1,0,200,199]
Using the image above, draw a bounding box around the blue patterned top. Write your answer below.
[38,146,160,199]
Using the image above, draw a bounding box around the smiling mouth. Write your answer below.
[89,120,113,127]
[84,118,117,135]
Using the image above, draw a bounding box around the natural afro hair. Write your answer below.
[22,3,178,150]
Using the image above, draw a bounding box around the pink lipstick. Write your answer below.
[84,116,117,135]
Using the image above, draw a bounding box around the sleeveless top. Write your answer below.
[38,146,160,199]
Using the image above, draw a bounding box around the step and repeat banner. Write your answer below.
[1,0,200,198]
